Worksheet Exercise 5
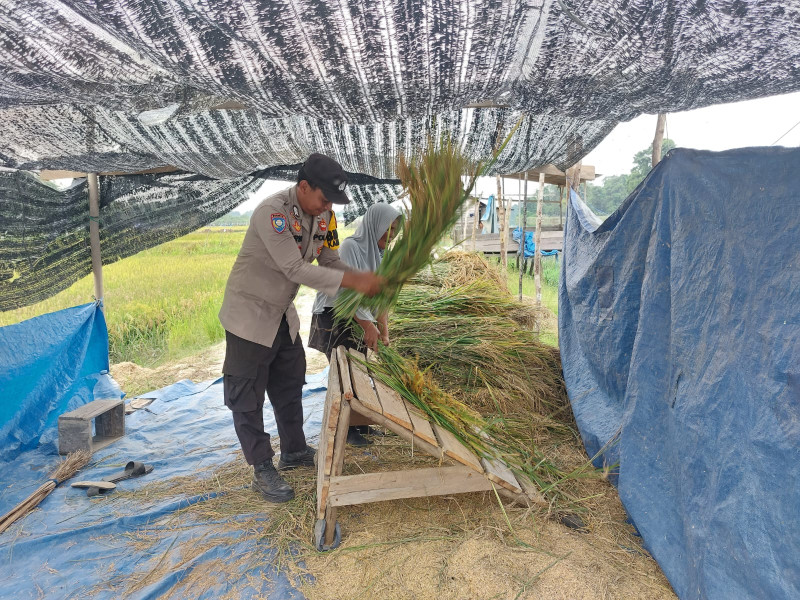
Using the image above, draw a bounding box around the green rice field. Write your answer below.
[1,226,560,366]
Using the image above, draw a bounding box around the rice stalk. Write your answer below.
[0,450,91,534]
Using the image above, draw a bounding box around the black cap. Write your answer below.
[300,153,350,204]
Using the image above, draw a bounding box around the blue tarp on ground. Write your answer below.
[559,147,800,600]
[0,307,327,599]
[0,302,122,462]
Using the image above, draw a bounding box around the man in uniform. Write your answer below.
[219,153,382,503]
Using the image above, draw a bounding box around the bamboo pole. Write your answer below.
[87,173,104,311]
[652,113,667,167]
[518,172,528,301]
[471,196,480,250]
[534,172,545,306]
[516,177,522,271]
[497,176,507,269]
[503,177,512,261]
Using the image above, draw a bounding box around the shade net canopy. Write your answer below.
[1,0,799,178]
[1,0,800,310]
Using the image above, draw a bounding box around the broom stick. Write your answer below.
[0,450,91,534]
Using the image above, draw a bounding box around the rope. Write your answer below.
[771,117,800,146]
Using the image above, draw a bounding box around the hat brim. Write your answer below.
[322,187,350,205]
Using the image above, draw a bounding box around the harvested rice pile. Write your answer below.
[362,250,587,500]
[391,251,566,416]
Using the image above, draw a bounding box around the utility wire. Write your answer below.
[771,117,800,145]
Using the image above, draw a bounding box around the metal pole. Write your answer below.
[87,173,104,311]
[518,172,528,301]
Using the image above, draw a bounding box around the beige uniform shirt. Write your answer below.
[219,185,348,347]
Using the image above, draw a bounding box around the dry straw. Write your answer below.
[0,450,91,534]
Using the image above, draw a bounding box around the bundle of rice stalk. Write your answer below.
[0,450,91,534]
[410,252,546,328]
[335,121,521,321]
[366,346,568,494]
[390,280,567,414]
[389,314,566,414]
[335,138,476,320]
[413,250,507,291]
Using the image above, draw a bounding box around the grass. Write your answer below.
[0,225,356,366]
[496,254,560,346]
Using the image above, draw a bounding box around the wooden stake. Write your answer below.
[652,113,667,167]
[518,171,528,301]
[470,196,480,251]
[534,172,545,306]
[497,175,507,269]
[87,173,104,311]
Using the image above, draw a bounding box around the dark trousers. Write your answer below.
[222,318,307,465]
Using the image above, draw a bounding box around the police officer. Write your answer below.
[219,153,381,503]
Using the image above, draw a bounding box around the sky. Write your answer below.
[236,90,800,211]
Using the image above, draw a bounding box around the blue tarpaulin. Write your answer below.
[512,228,560,258]
[0,302,121,462]
[559,147,800,600]
[0,306,328,599]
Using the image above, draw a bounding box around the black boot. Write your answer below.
[346,426,372,447]
[253,460,294,503]
[277,445,317,471]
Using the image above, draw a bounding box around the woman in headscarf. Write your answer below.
[308,203,402,445]
[309,202,402,359]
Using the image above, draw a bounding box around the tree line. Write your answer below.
[584,139,676,216]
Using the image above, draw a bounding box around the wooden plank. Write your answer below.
[405,406,438,448]
[335,346,354,399]
[480,457,523,495]
[40,166,178,180]
[323,362,343,477]
[432,424,484,473]
[350,398,443,461]
[317,361,342,519]
[371,378,412,431]
[325,390,352,546]
[328,466,494,506]
[61,398,123,420]
[513,473,547,506]
[346,350,383,415]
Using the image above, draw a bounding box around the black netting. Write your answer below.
[0,171,261,311]
[0,168,399,311]
[0,105,615,179]
[1,1,797,122]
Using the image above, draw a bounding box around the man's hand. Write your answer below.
[356,318,381,352]
[342,270,383,297]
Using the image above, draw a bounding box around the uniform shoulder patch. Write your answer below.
[271,213,287,233]
[318,218,327,232]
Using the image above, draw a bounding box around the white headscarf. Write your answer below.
[312,203,402,320]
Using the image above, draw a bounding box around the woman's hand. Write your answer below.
[356,317,381,351]
[378,312,390,347]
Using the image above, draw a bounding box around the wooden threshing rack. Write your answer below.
[314,346,544,550]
